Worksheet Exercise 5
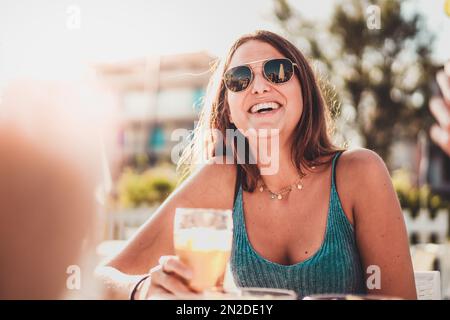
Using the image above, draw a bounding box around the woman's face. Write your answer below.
[226,40,303,142]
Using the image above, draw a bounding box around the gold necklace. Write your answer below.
[259,174,305,200]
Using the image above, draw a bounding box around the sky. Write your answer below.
[0,0,448,85]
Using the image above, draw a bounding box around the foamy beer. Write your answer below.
[174,208,233,292]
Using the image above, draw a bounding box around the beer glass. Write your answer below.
[174,208,233,292]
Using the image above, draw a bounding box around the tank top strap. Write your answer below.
[331,151,343,191]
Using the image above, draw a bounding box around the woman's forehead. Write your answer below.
[228,40,284,68]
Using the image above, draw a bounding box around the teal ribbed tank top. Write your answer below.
[230,152,366,299]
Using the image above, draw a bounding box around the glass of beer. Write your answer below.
[174,208,233,292]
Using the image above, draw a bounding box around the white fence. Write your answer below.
[106,206,157,240]
[403,209,449,244]
[404,208,450,299]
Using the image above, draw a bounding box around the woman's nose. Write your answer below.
[251,70,271,95]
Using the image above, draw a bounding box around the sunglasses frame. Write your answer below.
[223,57,298,93]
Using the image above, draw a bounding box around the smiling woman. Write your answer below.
[98,30,417,300]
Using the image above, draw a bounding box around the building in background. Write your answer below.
[95,51,216,173]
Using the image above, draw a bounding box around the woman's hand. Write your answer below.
[430,61,450,156]
[137,256,201,300]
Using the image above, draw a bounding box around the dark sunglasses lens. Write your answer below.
[264,59,294,84]
[224,66,252,92]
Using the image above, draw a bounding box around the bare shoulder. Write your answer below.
[194,157,237,183]
[337,148,388,184]
[188,157,237,190]
[337,149,417,299]
[339,148,385,168]
[175,157,237,209]
[334,148,391,222]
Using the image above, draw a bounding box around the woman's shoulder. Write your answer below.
[339,147,381,159]
[193,156,237,181]
[178,157,237,207]
[332,148,391,222]
[336,148,390,191]
[339,148,384,169]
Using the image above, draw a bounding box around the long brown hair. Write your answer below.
[177,30,343,192]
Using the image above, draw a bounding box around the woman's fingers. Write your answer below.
[437,69,450,105]
[146,284,173,300]
[137,256,200,300]
[159,256,193,281]
[430,124,450,157]
[429,63,450,156]
[445,60,450,77]
[148,260,199,299]
[429,97,450,130]
[151,267,194,296]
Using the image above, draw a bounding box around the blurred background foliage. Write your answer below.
[392,169,449,217]
[116,164,177,209]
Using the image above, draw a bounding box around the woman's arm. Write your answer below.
[339,149,417,299]
[96,161,236,299]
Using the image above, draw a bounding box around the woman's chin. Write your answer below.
[243,125,283,141]
[247,120,283,134]
[247,107,286,132]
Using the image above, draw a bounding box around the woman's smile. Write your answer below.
[247,101,285,121]
[249,101,282,114]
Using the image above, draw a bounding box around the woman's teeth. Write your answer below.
[250,102,281,114]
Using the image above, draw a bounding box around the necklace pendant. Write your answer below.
[297,184,303,190]
[277,194,282,200]
[259,186,264,192]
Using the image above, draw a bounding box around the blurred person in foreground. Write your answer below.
[0,80,117,299]
[429,61,450,156]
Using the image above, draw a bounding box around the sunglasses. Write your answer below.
[223,58,297,93]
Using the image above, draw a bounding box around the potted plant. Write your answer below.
[116,165,177,209]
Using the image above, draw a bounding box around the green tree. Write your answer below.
[273,0,437,163]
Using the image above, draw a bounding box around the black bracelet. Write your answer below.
[129,275,151,300]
